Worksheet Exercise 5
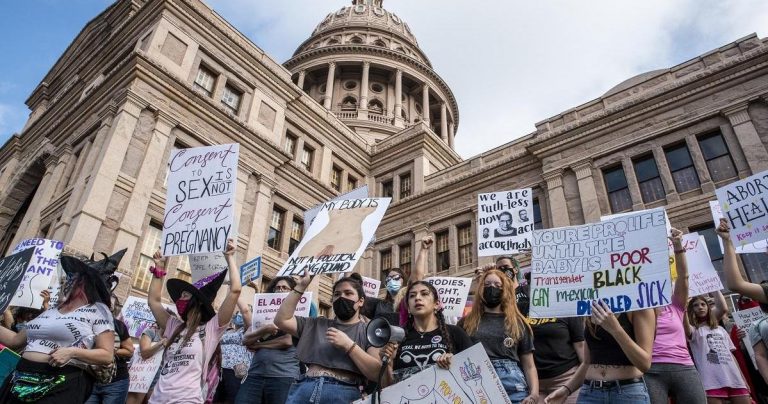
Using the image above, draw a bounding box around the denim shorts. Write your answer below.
[577,379,650,404]
[285,376,361,403]
[492,359,528,403]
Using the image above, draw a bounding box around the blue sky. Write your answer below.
[1,1,767,158]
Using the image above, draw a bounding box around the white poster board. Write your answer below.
[715,170,768,248]
[733,307,766,368]
[128,345,163,393]
[251,292,313,329]
[189,253,228,284]
[709,201,768,254]
[530,207,671,318]
[683,233,724,296]
[120,296,176,338]
[277,198,390,276]
[477,189,533,256]
[304,185,369,227]
[354,343,511,404]
[11,238,63,309]
[362,276,381,298]
[602,209,676,280]
[425,277,472,318]
[162,143,239,256]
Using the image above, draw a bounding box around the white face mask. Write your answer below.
[386,278,402,294]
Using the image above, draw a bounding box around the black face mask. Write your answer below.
[483,286,503,308]
[333,297,358,321]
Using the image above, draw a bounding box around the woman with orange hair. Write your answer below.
[459,269,539,404]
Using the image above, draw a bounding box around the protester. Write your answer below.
[236,276,299,404]
[459,269,538,403]
[643,229,708,403]
[2,290,52,335]
[146,239,242,404]
[126,322,167,404]
[381,281,474,385]
[0,252,122,403]
[275,271,381,403]
[730,297,766,404]
[215,303,252,404]
[85,296,135,404]
[532,314,585,404]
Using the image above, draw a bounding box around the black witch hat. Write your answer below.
[60,249,127,307]
[167,270,227,323]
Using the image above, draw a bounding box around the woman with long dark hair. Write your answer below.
[460,269,538,403]
[147,239,242,404]
[0,251,123,403]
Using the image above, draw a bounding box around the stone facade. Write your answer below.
[2,0,768,311]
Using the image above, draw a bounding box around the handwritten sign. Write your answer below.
[240,256,261,285]
[189,253,228,284]
[10,239,63,309]
[683,233,724,296]
[355,343,511,404]
[128,345,163,393]
[425,277,472,318]
[304,185,369,227]
[708,201,768,254]
[362,276,381,298]
[0,248,36,313]
[120,296,175,338]
[477,189,533,256]
[733,307,766,368]
[530,208,671,318]
[162,143,239,256]
[277,198,390,276]
[602,210,676,280]
[251,292,313,329]
[715,170,768,248]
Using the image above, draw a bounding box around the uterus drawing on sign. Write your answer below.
[295,207,376,258]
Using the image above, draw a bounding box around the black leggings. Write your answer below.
[0,358,93,404]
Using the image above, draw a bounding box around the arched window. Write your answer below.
[368,99,384,114]
[341,96,358,110]
[350,36,363,44]
[327,38,340,45]
[372,39,387,48]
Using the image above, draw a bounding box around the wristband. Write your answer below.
[149,266,167,279]
[674,249,686,254]
[291,288,305,295]
[563,385,573,394]
[346,342,356,355]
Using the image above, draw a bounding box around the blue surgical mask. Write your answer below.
[233,313,244,327]
[385,279,402,294]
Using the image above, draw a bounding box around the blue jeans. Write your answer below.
[84,378,129,404]
[235,375,294,404]
[492,359,528,403]
[577,379,650,404]
[285,376,361,403]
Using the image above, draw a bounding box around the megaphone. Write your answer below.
[366,317,405,348]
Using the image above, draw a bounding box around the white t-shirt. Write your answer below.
[688,325,747,390]
[24,303,114,358]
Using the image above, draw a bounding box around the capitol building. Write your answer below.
[1,0,768,309]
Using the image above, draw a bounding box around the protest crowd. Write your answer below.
[0,144,767,404]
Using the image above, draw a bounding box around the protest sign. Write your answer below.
[709,201,768,254]
[362,276,380,298]
[251,292,313,328]
[189,252,228,284]
[354,343,511,404]
[120,296,175,338]
[683,233,724,296]
[530,208,671,318]
[477,189,533,256]
[240,256,261,285]
[128,346,164,393]
[10,238,63,309]
[162,143,239,256]
[425,277,472,318]
[733,307,766,368]
[715,170,768,248]
[304,185,369,227]
[602,209,676,280]
[0,348,20,386]
[277,198,390,276]
[0,248,36,313]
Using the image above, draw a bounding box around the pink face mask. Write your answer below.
[175,299,190,317]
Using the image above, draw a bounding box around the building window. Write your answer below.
[300,146,314,172]
[698,132,737,183]
[284,133,297,156]
[331,166,342,191]
[267,207,285,250]
[380,249,392,274]
[399,173,411,199]
[399,242,412,276]
[633,155,665,203]
[132,221,163,291]
[221,85,242,114]
[532,199,543,230]
[603,165,632,213]
[458,223,472,266]
[193,65,215,96]
[436,230,450,271]
[288,218,303,255]
[382,180,393,198]
[665,144,700,193]
[347,175,358,191]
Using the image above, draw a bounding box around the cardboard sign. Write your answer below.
[189,253,228,284]
[477,189,533,256]
[10,238,63,309]
[0,248,36,313]
[733,307,766,368]
[251,292,313,329]
[709,201,767,254]
[128,345,163,393]
[304,185,369,227]
[354,343,511,404]
[683,233,724,297]
[425,277,472,318]
[602,209,676,280]
[120,296,175,338]
[362,276,381,298]
[240,256,261,285]
[530,208,671,318]
[715,170,768,248]
[162,143,239,256]
[277,198,390,276]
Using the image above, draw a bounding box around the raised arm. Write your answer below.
[410,236,433,283]
[148,250,171,330]
[669,228,689,305]
[218,239,243,327]
[274,270,312,337]
[710,290,729,321]
[718,218,767,302]
[238,297,253,330]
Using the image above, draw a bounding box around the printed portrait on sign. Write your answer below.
[493,211,518,238]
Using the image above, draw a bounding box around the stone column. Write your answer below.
[543,169,570,227]
[448,123,455,149]
[572,160,602,223]
[323,62,336,110]
[246,175,276,261]
[320,146,333,185]
[422,83,430,125]
[440,103,448,142]
[652,146,679,202]
[8,155,60,246]
[621,157,644,210]
[359,61,370,120]
[723,103,768,173]
[394,69,404,128]
[685,135,715,193]
[297,70,306,89]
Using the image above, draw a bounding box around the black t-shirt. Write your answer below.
[362,297,395,320]
[516,287,530,316]
[459,313,534,362]
[113,319,131,381]
[393,324,473,382]
[529,317,584,379]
